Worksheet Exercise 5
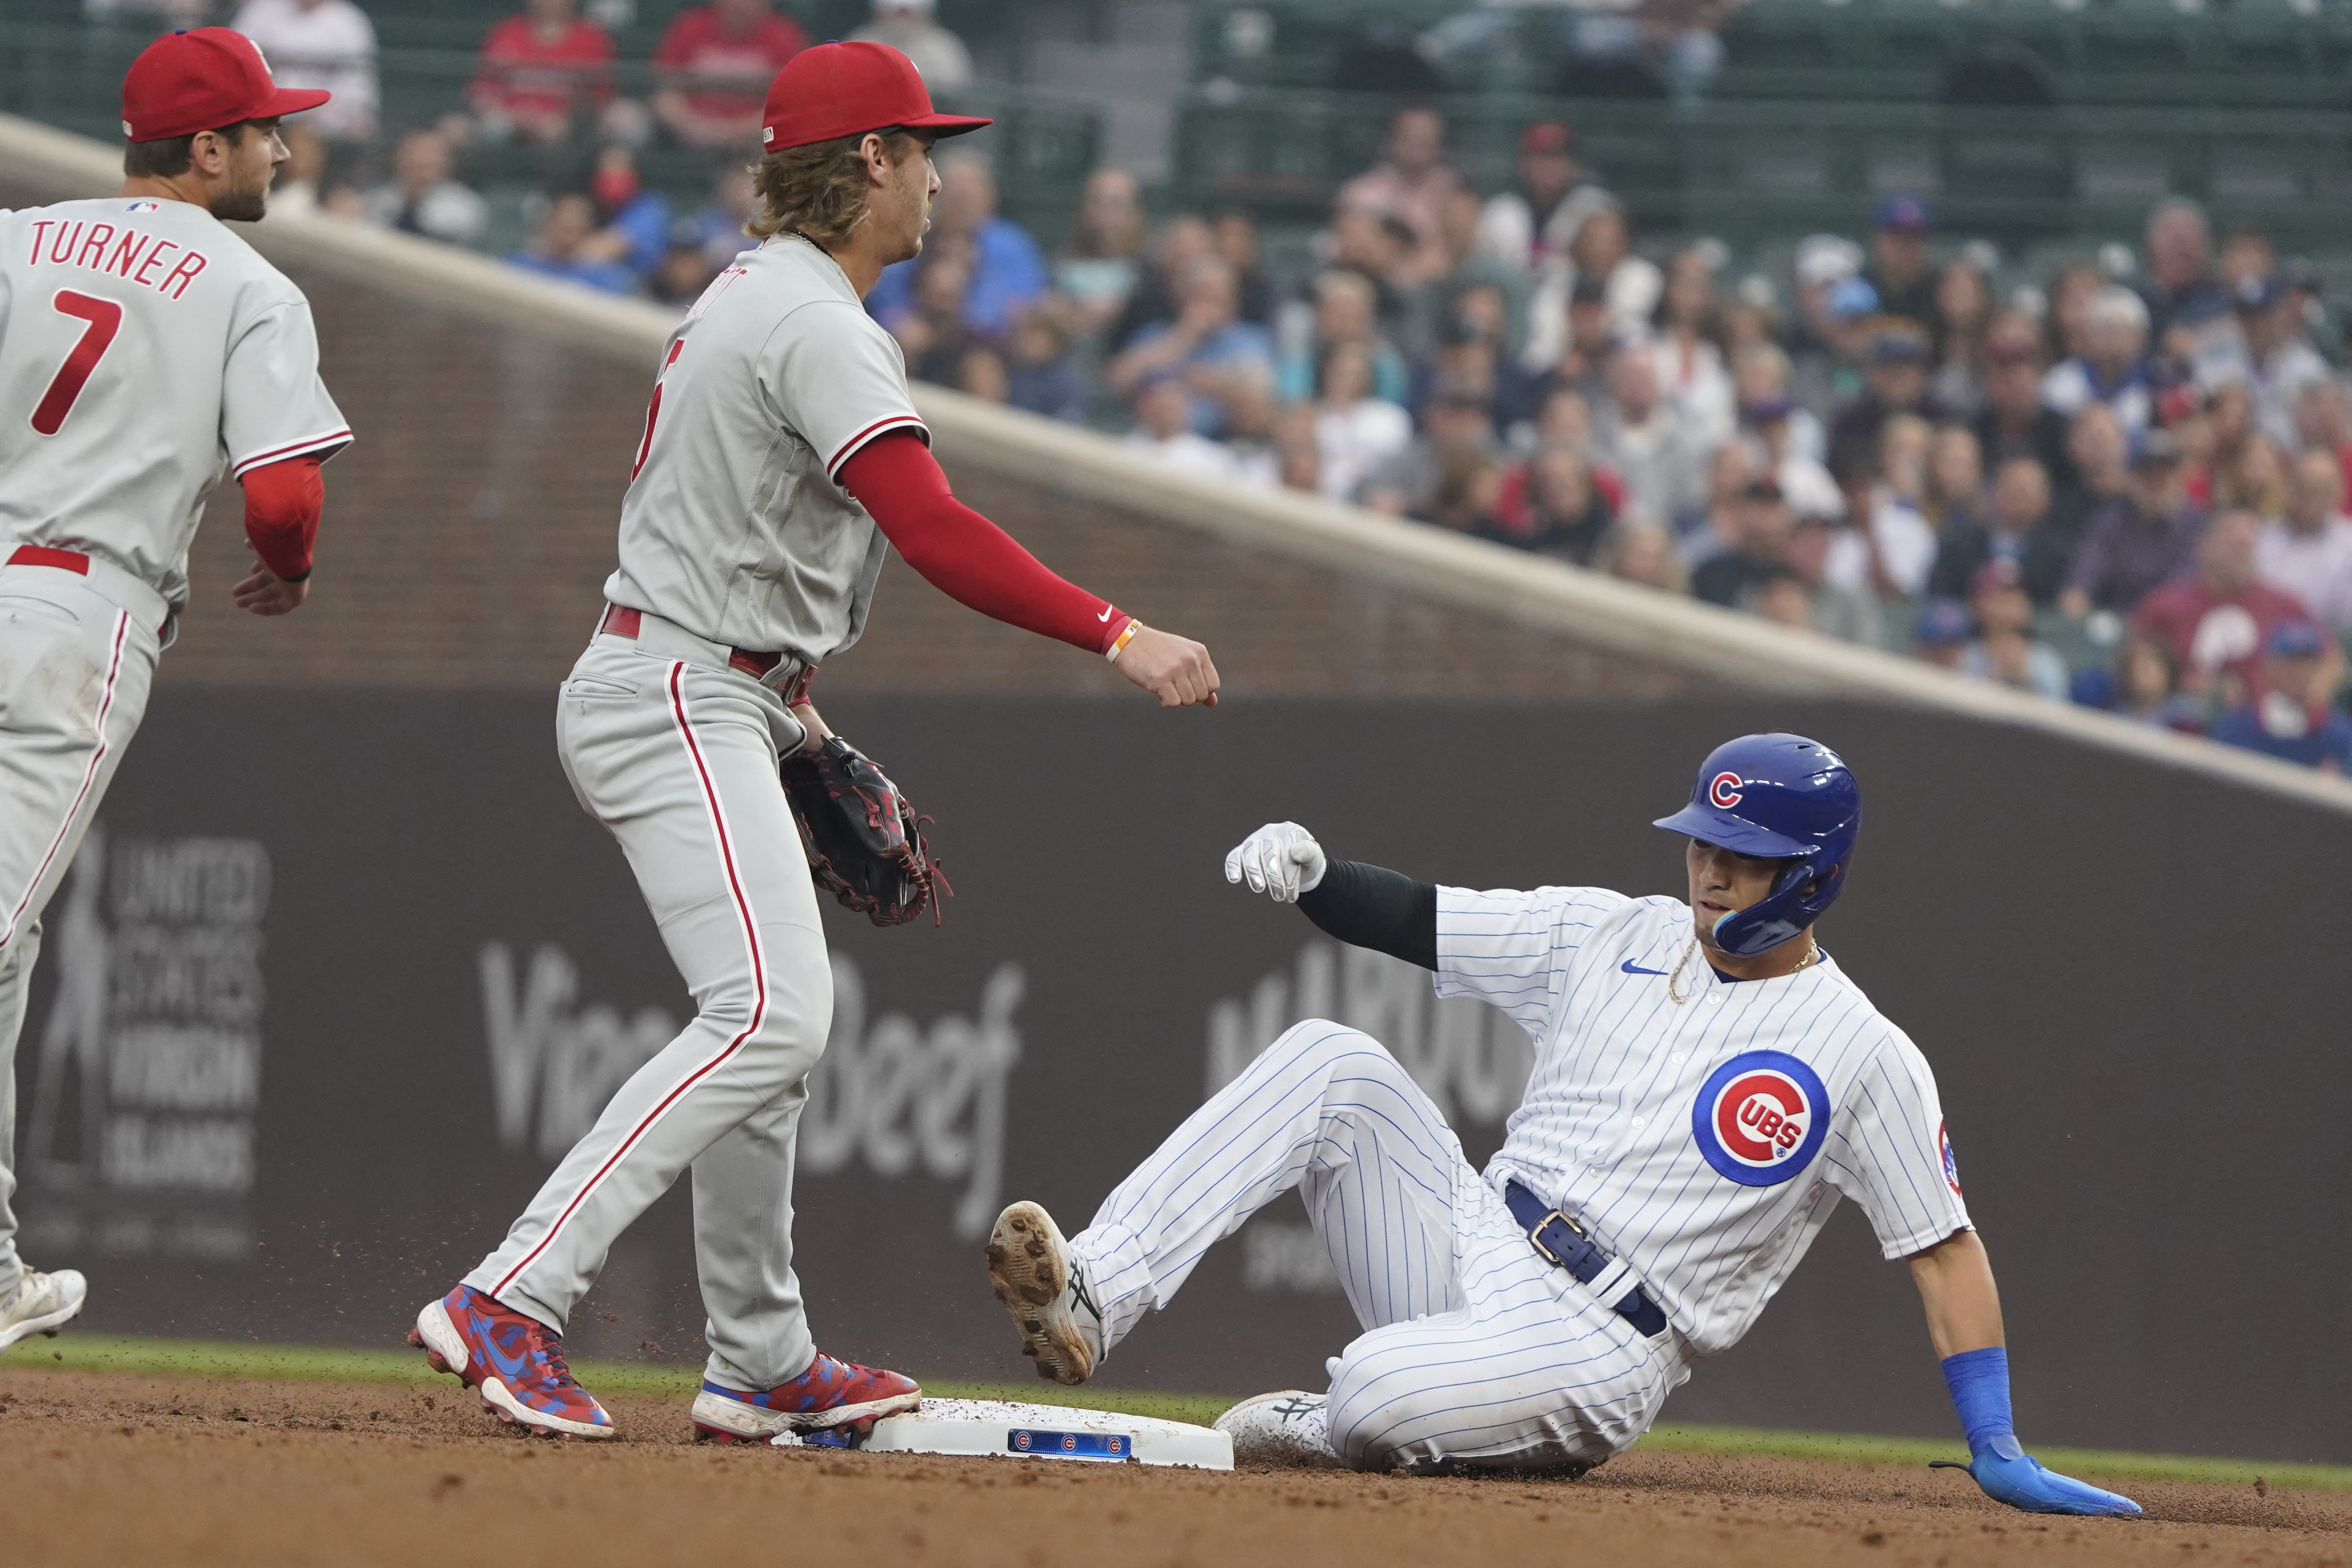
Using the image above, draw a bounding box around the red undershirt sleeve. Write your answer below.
[239,455,324,581]
[837,430,1129,654]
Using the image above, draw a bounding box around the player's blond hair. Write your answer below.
[747,128,919,249]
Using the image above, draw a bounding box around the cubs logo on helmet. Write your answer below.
[1692,1051,1829,1186]
[1708,771,1744,808]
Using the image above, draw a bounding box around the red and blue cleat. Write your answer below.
[410,1285,617,1439]
[690,1352,922,1443]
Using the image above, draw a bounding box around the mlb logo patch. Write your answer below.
[126,200,161,213]
[1692,1051,1829,1187]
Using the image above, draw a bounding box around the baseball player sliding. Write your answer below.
[413,41,1217,1441]
[0,31,348,1355]
[988,734,2138,1515]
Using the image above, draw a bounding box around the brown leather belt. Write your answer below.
[9,545,90,574]
[598,603,813,704]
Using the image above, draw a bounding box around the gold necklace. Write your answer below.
[1669,934,1820,1005]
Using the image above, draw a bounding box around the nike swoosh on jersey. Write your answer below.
[1620,959,1669,975]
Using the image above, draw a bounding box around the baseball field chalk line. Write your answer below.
[4,109,2344,817]
[771,1398,1235,1469]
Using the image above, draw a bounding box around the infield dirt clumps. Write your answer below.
[4,1368,2344,1567]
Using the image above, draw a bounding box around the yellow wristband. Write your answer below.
[1105,618,1141,663]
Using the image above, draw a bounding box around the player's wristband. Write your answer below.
[1941,1347,2023,1461]
[1104,617,1141,663]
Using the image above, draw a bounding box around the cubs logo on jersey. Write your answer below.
[1939,1119,1961,1197]
[1692,1050,1829,1186]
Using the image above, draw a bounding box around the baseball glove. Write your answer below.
[781,736,950,927]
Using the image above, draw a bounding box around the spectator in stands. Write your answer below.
[687,164,758,270]
[2043,260,2105,368]
[1557,0,1739,115]
[585,143,674,281]
[1108,215,1214,355]
[1651,247,1735,450]
[1750,567,1817,634]
[2215,273,2331,452]
[1335,106,1461,289]
[2136,197,2226,345]
[1911,597,1971,671]
[1921,424,1984,539]
[1361,386,1498,519]
[1837,413,1940,601]
[2259,448,2352,632]
[2096,634,2201,730]
[1567,197,1662,344]
[1692,479,1790,609]
[1124,370,1235,481]
[1676,439,1758,568]
[957,345,1009,403]
[1276,408,1323,497]
[1279,270,1411,410]
[1782,511,1886,648]
[2214,434,2290,522]
[269,123,331,217]
[1218,371,1285,489]
[1733,341,1825,465]
[892,246,977,385]
[1433,453,1510,538]
[1429,189,1529,362]
[232,0,380,146]
[508,192,637,295]
[1786,234,1864,416]
[1827,324,1945,483]
[1477,120,1590,278]
[358,125,486,248]
[2042,285,2153,437]
[1595,518,1687,593]
[1006,311,1089,425]
[1491,445,1614,563]
[2050,401,2129,543]
[1742,395,1839,521]
[2061,429,2203,617]
[1595,342,1709,526]
[871,152,1049,343]
[648,226,720,308]
[1412,317,1507,434]
[848,0,974,93]
[652,0,807,150]
[2132,508,2311,704]
[1930,456,2072,607]
[1108,257,1275,432]
[1531,276,1619,415]
[2295,380,2352,485]
[1326,208,1422,343]
[2207,620,2351,771]
[1863,195,1936,331]
[1056,168,1146,338]
[1961,558,2069,699]
[1212,209,1283,331]
[1972,330,2073,500]
[469,0,619,147]
[1313,341,1415,505]
[1928,258,1995,418]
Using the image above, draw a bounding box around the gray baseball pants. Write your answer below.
[0,555,165,1305]
[465,617,828,1392]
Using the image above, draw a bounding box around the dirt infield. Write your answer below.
[6,1368,2347,1568]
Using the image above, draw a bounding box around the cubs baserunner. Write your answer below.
[0,29,347,1355]
[987,734,2138,1516]
[411,41,1217,1441]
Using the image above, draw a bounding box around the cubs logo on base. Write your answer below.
[1693,1051,1829,1186]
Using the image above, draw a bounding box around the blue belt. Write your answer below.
[1503,1180,1670,1340]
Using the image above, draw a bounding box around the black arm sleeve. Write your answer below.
[1297,859,1437,971]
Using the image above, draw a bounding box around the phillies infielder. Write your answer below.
[412,41,1217,1440]
[988,734,2138,1515]
[0,30,347,1355]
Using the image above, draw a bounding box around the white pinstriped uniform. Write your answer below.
[1067,884,1968,1471]
[0,196,347,1306]
[463,232,928,1392]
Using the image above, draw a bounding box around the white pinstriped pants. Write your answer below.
[0,559,161,1305]
[1071,1021,1690,1472]
[466,633,827,1391]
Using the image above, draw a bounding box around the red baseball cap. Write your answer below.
[760,41,990,154]
[122,28,330,141]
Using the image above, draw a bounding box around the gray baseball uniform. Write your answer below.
[465,234,926,1392]
[0,195,348,1302]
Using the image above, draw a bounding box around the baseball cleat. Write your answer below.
[985,1200,1101,1386]
[409,1285,616,1439]
[690,1354,922,1443]
[1215,1390,1341,1468]
[0,1266,87,1353]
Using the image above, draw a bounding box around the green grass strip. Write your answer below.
[9,1335,2343,1489]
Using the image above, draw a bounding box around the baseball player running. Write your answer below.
[987,734,2138,1515]
[412,41,1217,1442]
[0,30,347,1355]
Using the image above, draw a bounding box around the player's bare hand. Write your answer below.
[1114,625,1219,708]
[231,558,308,616]
[1224,822,1326,903]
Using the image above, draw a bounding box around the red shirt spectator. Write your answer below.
[2130,508,2312,701]
[471,0,616,143]
[653,0,807,150]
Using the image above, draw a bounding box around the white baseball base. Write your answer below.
[769,1397,1234,1470]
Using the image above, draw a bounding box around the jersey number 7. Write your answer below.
[31,291,124,437]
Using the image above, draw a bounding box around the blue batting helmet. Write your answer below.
[1652,733,1861,958]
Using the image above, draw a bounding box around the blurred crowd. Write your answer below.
[85,1,2352,772]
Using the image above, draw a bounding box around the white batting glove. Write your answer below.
[1223,822,1328,904]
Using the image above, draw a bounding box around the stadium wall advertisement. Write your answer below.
[15,688,2350,1465]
